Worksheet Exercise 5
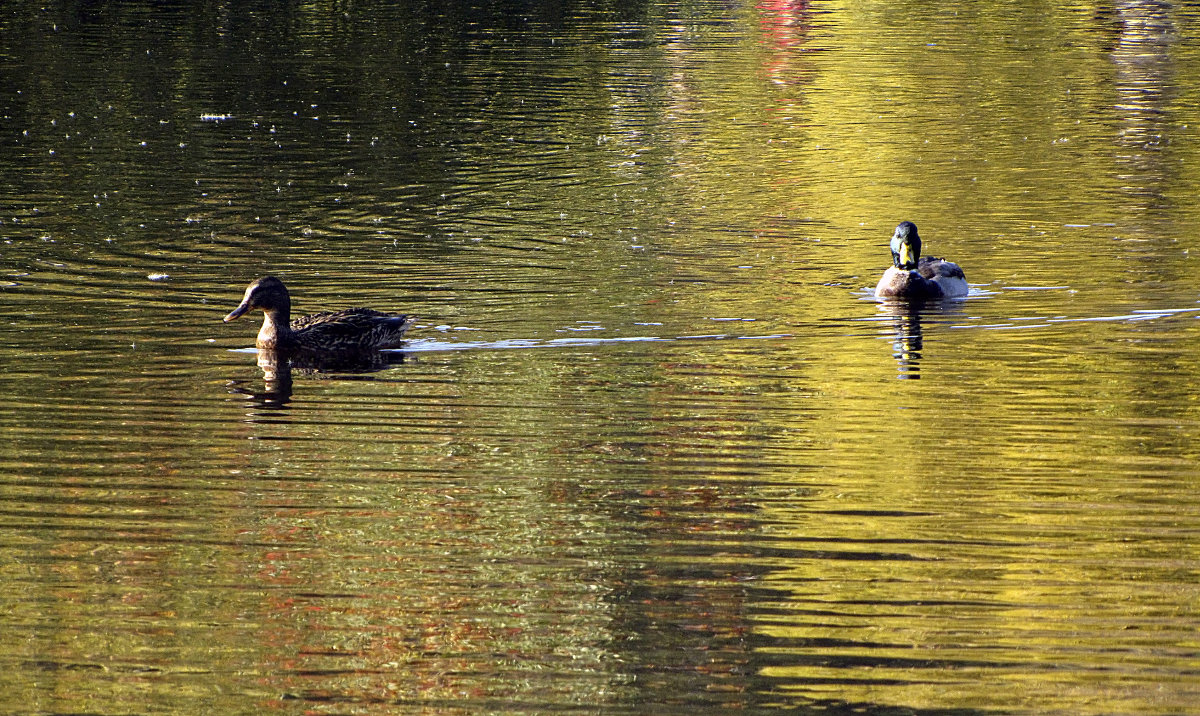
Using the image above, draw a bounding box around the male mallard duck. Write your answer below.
[224,276,417,351]
[874,221,968,300]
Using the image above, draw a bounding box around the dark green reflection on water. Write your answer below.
[3,0,1200,714]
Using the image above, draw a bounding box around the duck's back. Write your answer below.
[291,309,416,350]
[917,257,968,298]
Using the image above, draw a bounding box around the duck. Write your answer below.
[223,276,417,351]
[874,221,968,300]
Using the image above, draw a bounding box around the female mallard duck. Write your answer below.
[874,221,968,300]
[224,276,417,351]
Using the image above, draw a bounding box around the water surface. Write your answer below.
[2,1,1200,714]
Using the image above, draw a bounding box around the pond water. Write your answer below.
[2,1,1200,713]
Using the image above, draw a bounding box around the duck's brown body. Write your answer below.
[875,257,967,300]
[224,276,416,351]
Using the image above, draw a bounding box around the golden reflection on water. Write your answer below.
[2,0,1200,714]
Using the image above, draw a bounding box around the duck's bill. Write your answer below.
[223,303,250,322]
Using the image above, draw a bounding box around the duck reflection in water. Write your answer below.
[876,300,970,380]
[878,302,925,379]
[230,348,411,409]
[223,276,417,407]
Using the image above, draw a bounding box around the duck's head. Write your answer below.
[889,221,922,270]
[224,276,290,322]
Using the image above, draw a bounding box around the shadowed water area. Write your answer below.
[2,0,1199,713]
